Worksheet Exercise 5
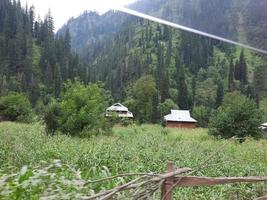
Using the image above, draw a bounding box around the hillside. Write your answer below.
[58,0,267,124]
[0,0,89,106]
[130,0,267,50]
[0,0,266,125]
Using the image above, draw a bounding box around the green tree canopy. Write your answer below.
[209,92,263,142]
[158,99,179,118]
[44,80,111,136]
[0,93,33,122]
[129,75,157,123]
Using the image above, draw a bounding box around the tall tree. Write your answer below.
[239,50,248,85]
[228,59,235,91]
[216,78,224,108]
[177,65,189,109]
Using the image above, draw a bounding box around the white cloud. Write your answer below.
[20,0,137,30]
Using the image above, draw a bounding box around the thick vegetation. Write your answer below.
[44,81,110,136]
[209,92,263,141]
[61,7,267,125]
[0,93,33,122]
[0,0,89,108]
[0,123,266,199]
[1,0,267,126]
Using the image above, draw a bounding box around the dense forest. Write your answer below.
[59,0,267,124]
[0,0,89,108]
[1,0,267,125]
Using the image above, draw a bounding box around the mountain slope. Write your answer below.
[58,0,267,123]
[58,11,132,63]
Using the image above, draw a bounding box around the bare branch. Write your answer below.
[173,176,267,187]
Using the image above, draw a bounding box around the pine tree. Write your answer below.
[234,60,240,80]
[0,75,8,96]
[177,65,189,109]
[161,70,170,102]
[228,59,235,91]
[192,75,196,107]
[54,63,62,98]
[216,78,224,108]
[239,50,248,85]
[151,92,160,123]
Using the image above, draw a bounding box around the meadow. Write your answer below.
[0,122,266,199]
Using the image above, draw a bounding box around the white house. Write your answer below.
[164,110,197,129]
[259,123,267,133]
[106,103,133,118]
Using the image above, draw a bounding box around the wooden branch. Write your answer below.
[173,176,267,187]
[82,168,192,200]
[99,176,145,200]
[86,172,159,184]
[254,195,267,200]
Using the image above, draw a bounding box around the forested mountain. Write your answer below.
[58,11,132,63]
[1,0,267,124]
[130,0,267,50]
[0,0,89,106]
[57,0,267,123]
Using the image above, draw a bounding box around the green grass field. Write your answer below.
[0,122,266,199]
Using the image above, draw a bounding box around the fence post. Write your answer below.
[161,161,175,200]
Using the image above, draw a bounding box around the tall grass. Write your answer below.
[0,122,266,199]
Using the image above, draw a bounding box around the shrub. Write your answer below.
[44,81,111,136]
[209,92,263,142]
[43,102,62,134]
[120,118,133,126]
[0,93,33,123]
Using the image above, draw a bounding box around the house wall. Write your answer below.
[166,121,197,129]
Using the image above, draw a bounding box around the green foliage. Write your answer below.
[209,92,263,141]
[260,98,267,122]
[0,93,33,123]
[0,122,266,199]
[215,78,224,108]
[120,118,134,127]
[43,81,111,136]
[128,75,157,123]
[254,64,267,99]
[0,0,89,105]
[43,101,62,134]
[192,106,213,127]
[158,99,179,118]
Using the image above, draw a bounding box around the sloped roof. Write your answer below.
[164,110,197,123]
[106,103,129,112]
[261,123,267,127]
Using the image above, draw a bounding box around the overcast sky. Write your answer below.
[20,0,137,30]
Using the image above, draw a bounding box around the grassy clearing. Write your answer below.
[0,122,266,199]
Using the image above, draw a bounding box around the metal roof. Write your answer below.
[164,110,197,123]
[107,103,129,112]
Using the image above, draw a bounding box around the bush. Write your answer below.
[43,102,62,134]
[43,81,111,136]
[0,93,33,123]
[120,118,133,126]
[209,92,263,142]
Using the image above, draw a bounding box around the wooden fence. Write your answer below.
[84,161,267,200]
[161,162,267,200]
